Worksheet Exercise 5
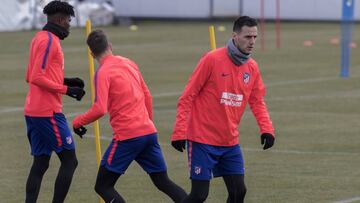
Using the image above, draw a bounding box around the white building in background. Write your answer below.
[0,0,114,31]
[113,0,359,20]
[0,0,359,31]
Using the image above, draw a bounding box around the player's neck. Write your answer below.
[97,50,113,64]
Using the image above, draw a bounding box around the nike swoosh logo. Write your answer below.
[221,73,231,77]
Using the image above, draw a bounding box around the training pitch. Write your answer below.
[0,21,359,202]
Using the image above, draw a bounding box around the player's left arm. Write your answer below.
[29,40,68,94]
[248,71,275,150]
[139,73,153,121]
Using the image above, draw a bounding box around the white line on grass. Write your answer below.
[83,134,360,156]
[266,75,359,87]
[65,112,81,118]
[153,92,182,98]
[2,75,359,114]
[0,91,180,114]
[149,74,356,99]
[2,89,360,115]
[331,197,360,203]
[0,107,23,114]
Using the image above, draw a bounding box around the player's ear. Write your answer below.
[232,32,237,39]
[90,52,95,58]
[108,43,113,51]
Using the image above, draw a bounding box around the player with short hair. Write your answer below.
[171,16,276,203]
[72,29,187,203]
[24,1,86,203]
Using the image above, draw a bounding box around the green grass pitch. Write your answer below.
[0,21,359,202]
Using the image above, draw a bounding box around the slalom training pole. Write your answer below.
[276,0,281,49]
[85,19,104,203]
[209,25,217,50]
[260,0,265,51]
[340,0,355,77]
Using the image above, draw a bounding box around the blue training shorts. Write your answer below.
[187,141,245,180]
[25,113,75,156]
[100,133,167,174]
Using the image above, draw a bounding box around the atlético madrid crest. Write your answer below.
[243,73,250,84]
[66,136,72,144]
[194,166,201,175]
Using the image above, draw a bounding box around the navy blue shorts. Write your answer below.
[187,141,245,180]
[100,133,167,175]
[25,113,75,156]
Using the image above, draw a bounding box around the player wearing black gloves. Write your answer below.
[23,2,85,203]
[171,16,276,203]
[64,77,86,101]
[64,78,87,138]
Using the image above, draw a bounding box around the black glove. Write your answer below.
[171,140,186,152]
[64,77,85,88]
[66,86,85,101]
[73,126,87,138]
[261,133,275,150]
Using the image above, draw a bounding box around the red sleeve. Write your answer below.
[73,68,109,128]
[140,74,153,120]
[171,53,212,141]
[27,36,67,94]
[128,60,153,120]
[248,71,275,136]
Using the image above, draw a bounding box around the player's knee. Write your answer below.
[152,179,166,191]
[33,157,50,175]
[94,180,105,196]
[37,162,49,175]
[239,179,247,199]
[94,183,101,195]
[94,174,107,195]
[150,172,170,190]
[72,157,78,169]
[228,183,247,202]
[62,156,78,170]
[240,185,247,198]
[190,189,209,202]
[68,158,78,171]
[191,193,208,202]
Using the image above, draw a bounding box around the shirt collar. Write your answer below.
[99,54,113,66]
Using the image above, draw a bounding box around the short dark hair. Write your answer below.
[43,1,75,17]
[233,16,257,33]
[87,29,109,57]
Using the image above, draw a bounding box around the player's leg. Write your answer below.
[50,113,78,203]
[95,138,139,202]
[182,179,210,203]
[182,141,218,203]
[52,149,78,203]
[149,171,187,203]
[213,144,246,203]
[25,155,50,203]
[223,175,246,203]
[136,133,187,202]
[94,166,125,203]
[25,116,52,203]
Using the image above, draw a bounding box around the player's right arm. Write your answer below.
[136,66,153,121]
[140,76,153,121]
[171,53,213,141]
[73,68,109,128]
[27,38,67,94]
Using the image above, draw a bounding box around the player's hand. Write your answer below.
[261,133,275,150]
[171,140,186,152]
[73,126,87,138]
[66,86,85,101]
[64,77,85,88]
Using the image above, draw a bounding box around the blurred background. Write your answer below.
[1,0,360,31]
